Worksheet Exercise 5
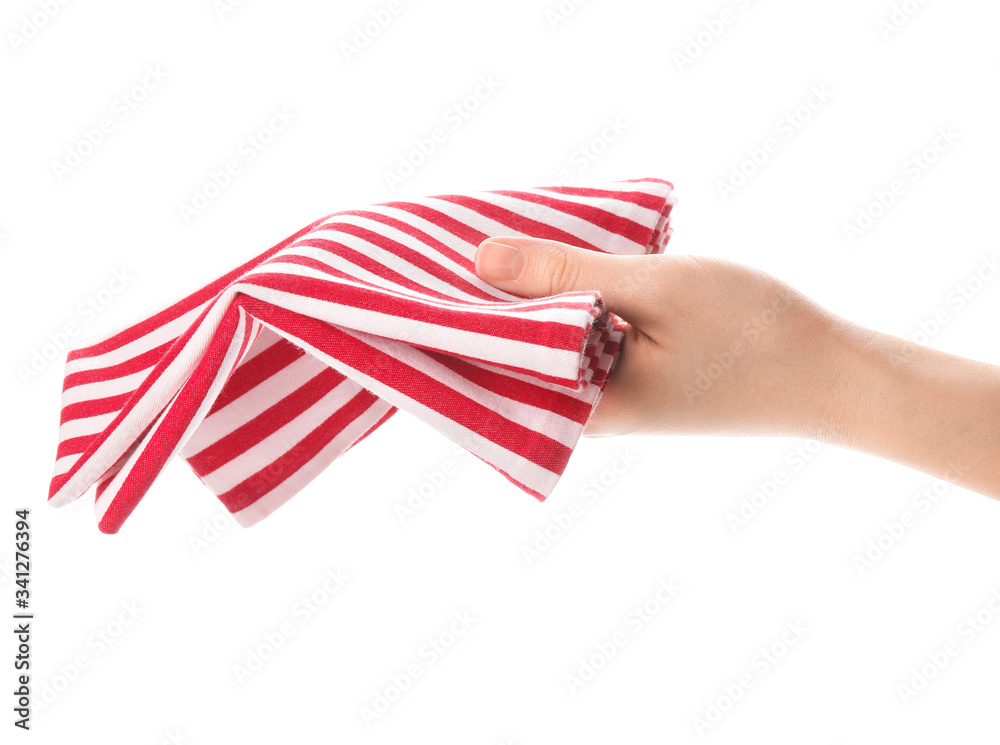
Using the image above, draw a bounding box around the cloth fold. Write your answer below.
[48,177,676,533]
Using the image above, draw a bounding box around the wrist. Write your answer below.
[782,308,895,449]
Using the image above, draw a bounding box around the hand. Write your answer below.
[473,236,1000,498]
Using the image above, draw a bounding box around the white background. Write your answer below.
[3,0,1000,742]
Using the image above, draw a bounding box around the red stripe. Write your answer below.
[434,357,583,389]
[60,392,133,424]
[218,388,381,513]
[334,209,475,271]
[487,190,654,246]
[240,271,589,354]
[264,251,602,315]
[204,337,306,417]
[67,214,330,361]
[63,340,174,391]
[92,419,158,511]
[308,221,493,300]
[428,195,604,251]
[619,177,674,187]
[534,185,671,211]
[237,297,573,475]
[422,351,592,424]
[458,447,548,503]
[96,305,252,533]
[55,434,94,460]
[279,240,472,304]
[375,201,489,246]
[49,298,222,499]
[345,405,396,452]
[187,367,345,475]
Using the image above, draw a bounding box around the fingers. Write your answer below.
[473,235,660,324]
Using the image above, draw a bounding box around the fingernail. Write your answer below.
[476,240,526,281]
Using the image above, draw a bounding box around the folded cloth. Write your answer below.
[48,177,676,533]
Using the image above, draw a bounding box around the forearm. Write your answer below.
[822,316,1000,497]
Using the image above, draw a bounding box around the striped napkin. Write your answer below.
[48,177,676,533]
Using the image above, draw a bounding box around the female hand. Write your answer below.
[474,236,1000,498]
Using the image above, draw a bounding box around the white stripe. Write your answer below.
[505,186,670,231]
[356,330,587,449]
[260,245,470,305]
[427,192,638,256]
[59,368,149,407]
[51,453,80,478]
[89,398,172,517]
[58,411,118,442]
[314,209,608,303]
[64,301,210,378]
[50,284,252,507]
[249,248,597,321]
[94,309,253,523]
[300,220,486,302]
[536,179,673,202]
[59,314,263,410]
[180,352,332,456]
[232,399,395,527]
[196,376,364,489]
[252,319,564,496]
[232,277,586,381]
[234,320,277,365]
[318,212,478,283]
[364,203,501,294]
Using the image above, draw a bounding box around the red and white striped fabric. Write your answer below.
[48,177,676,533]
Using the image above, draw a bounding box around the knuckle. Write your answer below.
[635,254,676,299]
[541,245,578,295]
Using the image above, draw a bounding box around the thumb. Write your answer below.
[473,235,656,322]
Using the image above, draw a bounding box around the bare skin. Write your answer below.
[474,236,1000,499]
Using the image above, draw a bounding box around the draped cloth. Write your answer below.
[48,177,676,533]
